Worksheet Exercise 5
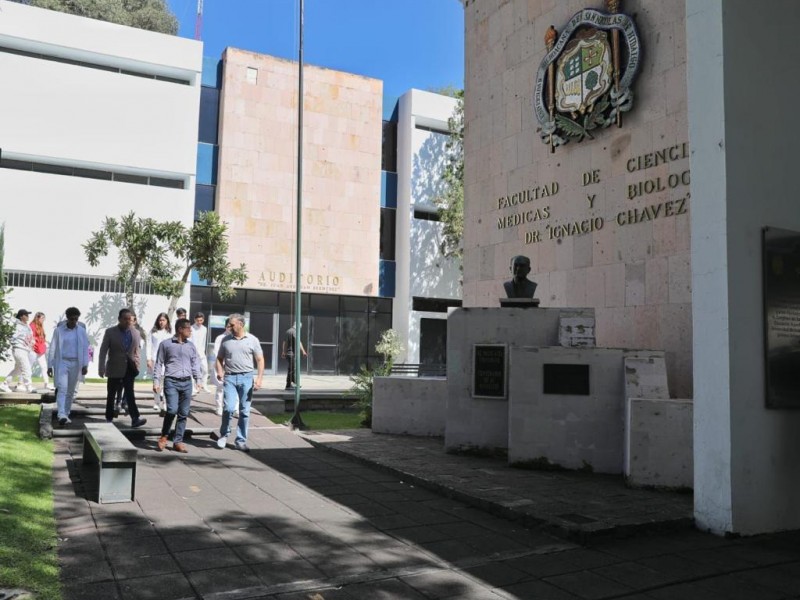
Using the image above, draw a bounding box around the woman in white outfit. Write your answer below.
[148,312,172,412]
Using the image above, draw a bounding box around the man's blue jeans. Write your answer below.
[162,377,193,444]
[220,372,253,444]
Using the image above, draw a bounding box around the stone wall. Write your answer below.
[216,49,383,297]
[462,0,692,397]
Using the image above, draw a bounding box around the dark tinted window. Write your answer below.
[380,208,396,260]
[195,184,215,216]
[199,87,220,144]
[382,121,397,172]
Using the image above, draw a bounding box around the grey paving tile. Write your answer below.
[216,525,280,546]
[736,562,800,595]
[463,561,534,587]
[118,572,197,600]
[234,541,304,564]
[173,546,244,572]
[344,577,430,599]
[502,548,619,578]
[186,564,263,596]
[590,560,679,589]
[544,570,635,599]
[691,573,785,600]
[162,530,226,552]
[420,539,484,563]
[111,552,181,580]
[401,570,497,600]
[251,558,326,587]
[60,557,115,583]
[500,579,581,599]
[63,580,122,600]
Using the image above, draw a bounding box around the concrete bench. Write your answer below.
[82,423,138,503]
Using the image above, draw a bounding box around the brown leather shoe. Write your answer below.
[173,442,189,453]
[157,436,168,451]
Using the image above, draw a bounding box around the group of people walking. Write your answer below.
[0,309,62,394]
[2,304,269,454]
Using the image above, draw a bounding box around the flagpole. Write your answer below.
[290,0,306,430]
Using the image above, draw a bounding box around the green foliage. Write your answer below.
[0,226,16,361]
[350,362,391,428]
[10,0,178,35]
[433,89,465,267]
[349,329,403,426]
[83,211,247,318]
[163,211,248,319]
[83,211,181,309]
[374,328,404,370]
[0,406,60,600]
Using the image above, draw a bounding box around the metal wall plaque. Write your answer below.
[763,227,800,408]
[543,363,591,395]
[473,344,507,399]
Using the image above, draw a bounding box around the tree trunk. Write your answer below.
[166,265,193,321]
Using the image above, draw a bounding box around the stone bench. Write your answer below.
[82,423,138,503]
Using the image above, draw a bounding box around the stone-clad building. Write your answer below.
[461,0,800,536]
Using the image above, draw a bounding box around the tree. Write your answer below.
[433,89,464,266]
[8,0,178,35]
[162,211,248,319]
[0,225,15,360]
[83,212,181,309]
[349,329,405,427]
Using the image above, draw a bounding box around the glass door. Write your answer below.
[248,310,278,374]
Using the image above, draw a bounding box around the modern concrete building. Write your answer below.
[0,1,202,377]
[190,49,462,375]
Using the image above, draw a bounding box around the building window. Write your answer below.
[246,67,258,84]
[198,87,220,145]
[412,297,462,313]
[380,208,396,261]
[195,184,216,217]
[413,209,440,221]
[382,121,397,172]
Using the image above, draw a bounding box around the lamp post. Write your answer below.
[289,0,307,430]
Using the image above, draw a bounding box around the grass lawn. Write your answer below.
[0,405,60,600]
[279,410,363,430]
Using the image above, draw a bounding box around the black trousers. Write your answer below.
[286,355,296,388]
[106,364,140,421]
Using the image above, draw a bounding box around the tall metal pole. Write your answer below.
[290,0,307,430]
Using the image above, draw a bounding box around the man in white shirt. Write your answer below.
[0,309,34,393]
[191,312,210,392]
[47,307,90,426]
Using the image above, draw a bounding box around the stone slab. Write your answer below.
[373,376,446,436]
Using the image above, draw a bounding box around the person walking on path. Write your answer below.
[281,324,306,390]
[147,312,172,413]
[190,312,209,392]
[211,319,235,416]
[30,312,53,391]
[0,309,35,393]
[153,317,202,453]
[47,307,89,426]
[211,313,264,452]
[98,308,147,428]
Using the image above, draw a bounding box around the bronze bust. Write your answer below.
[503,255,538,299]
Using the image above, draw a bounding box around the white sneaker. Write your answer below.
[24,386,35,393]
[233,410,239,418]
[47,385,55,391]
[0,383,11,393]
[153,403,161,411]
[216,435,227,449]
[215,407,223,416]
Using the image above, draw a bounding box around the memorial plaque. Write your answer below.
[543,363,590,395]
[763,227,800,408]
[473,344,507,398]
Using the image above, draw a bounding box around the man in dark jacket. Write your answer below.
[98,308,147,427]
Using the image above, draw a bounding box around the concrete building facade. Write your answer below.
[0,1,202,377]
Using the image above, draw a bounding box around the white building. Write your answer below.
[0,1,202,377]
[392,90,461,365]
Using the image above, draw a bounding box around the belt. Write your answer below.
[166,376,191,381]
[224,371,251,376]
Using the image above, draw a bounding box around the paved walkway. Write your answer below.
[51,393,800,600]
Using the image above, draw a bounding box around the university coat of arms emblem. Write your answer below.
[534,0,641,151]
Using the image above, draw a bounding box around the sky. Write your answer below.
[166,0,464,100]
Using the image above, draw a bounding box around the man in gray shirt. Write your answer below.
[153,318,202,453]
[211,313,264,452]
